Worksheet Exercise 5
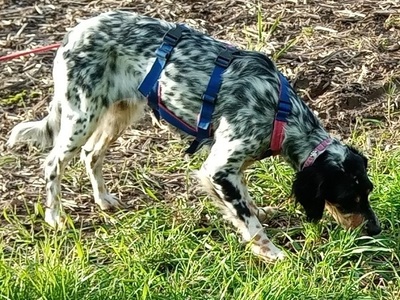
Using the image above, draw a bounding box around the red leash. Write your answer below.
[0,43,61,62]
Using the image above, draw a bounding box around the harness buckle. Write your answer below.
[201,93,216,104]
[275,73,292,121]
[215,49,235,68]
[276,111,290,122]
[275,99,292,121]
[155,45,172,60]
[163,25,183,46]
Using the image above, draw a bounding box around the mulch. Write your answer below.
[0,0,399,223]
[1,1,399,133]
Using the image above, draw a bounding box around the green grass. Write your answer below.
[0,91,27,106]
[0,90,42,107]
[1,130,400,299]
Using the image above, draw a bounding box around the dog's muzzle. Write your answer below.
[365,219,381,236]
[364,208,381,236]
[325,202,381,236]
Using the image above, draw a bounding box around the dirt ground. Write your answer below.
[0,0,400,223]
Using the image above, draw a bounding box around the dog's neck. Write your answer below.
[282,131,333,171]
[278,96,345,171]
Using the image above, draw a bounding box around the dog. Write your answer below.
[7,11,381,260]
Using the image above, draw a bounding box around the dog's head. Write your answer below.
[292,145,381,236]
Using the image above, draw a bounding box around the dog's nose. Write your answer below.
[366,222,381,236]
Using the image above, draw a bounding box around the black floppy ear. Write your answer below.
[292,166,325,222]
[347,145,368,168]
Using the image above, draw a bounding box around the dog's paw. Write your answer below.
[96,193,126,210]
[251,242,285,261]
[45,208,65,229]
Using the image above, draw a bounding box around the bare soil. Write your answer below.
[0,0,399,224]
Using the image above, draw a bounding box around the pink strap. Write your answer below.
[302,138,333,169]
[270,119,286,154]
[0,43,61,62]
[269,73,292,155]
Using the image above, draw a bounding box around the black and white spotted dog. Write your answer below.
[7,11,381,260]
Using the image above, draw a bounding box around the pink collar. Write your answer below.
[301,138,333,170]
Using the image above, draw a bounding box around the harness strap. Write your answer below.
[186,48,237,154]
[270,73,292,155]
[138,25,237,154]
[264,74,331,170]
[138,25,185,119]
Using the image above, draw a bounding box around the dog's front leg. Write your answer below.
[198,143,284,261]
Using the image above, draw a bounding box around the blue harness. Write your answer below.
[138,24,292,156]
[269,73,292,155]
[138,25,237,154]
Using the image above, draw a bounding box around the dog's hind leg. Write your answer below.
[197,123,284,261]
[80,100,145,210]
[44,103,100,228]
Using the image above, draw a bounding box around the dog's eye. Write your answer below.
[353,175,359,184]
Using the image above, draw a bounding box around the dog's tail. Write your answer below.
[7,99,61,149]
